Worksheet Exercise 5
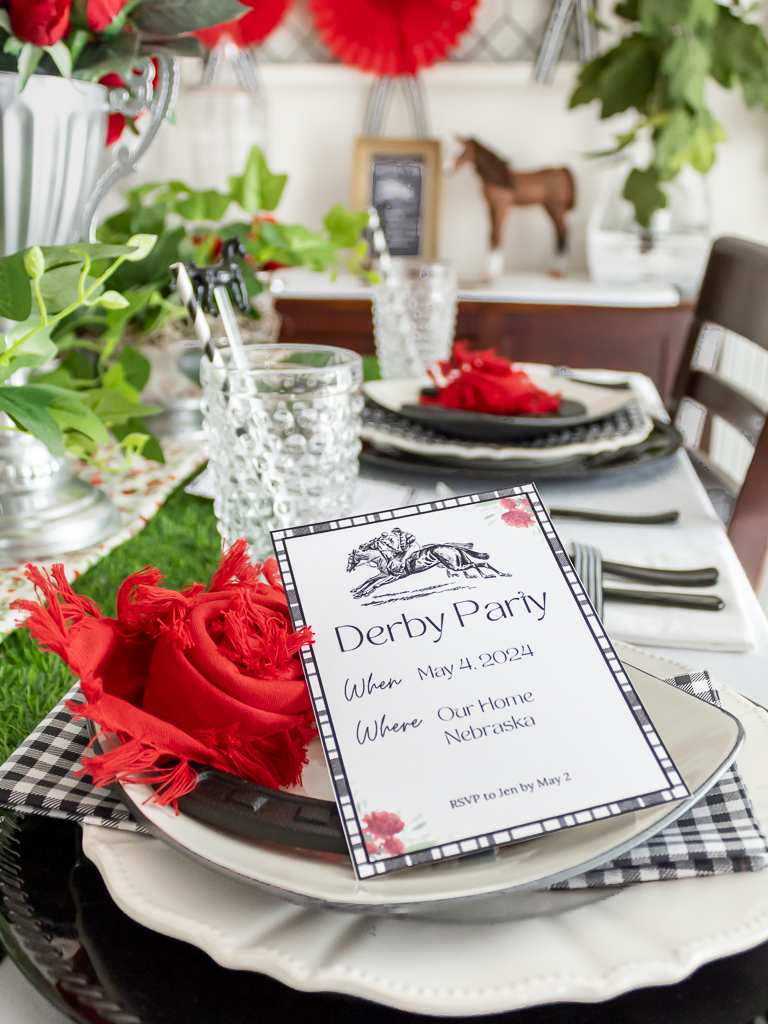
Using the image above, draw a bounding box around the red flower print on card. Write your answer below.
[363,810,406,858]
[364,811,404,838]
[500,497,536,528]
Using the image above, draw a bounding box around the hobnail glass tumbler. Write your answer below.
[201,344,363,559]
[372,258,458,380]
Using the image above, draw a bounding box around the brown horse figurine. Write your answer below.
[454,137,575,279]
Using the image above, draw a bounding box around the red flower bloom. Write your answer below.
[87,0,131,32]
[9,0,70,46]
[423,341,561,417]
[99,74,127,145]
[500,498,536,528]
[364,839,379,855]
[363,811,404,839]
[310,0,479,76]
[382,836,405,856]
[195,0,290,48]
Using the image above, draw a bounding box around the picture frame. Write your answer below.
[351,137,441,259]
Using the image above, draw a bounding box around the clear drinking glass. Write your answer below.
[201,344,363,559]
[372,258,458,380]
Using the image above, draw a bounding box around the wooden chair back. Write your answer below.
[671,236,768,589]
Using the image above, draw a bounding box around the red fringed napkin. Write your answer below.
[422,341,561,416]
[13,541,315,806]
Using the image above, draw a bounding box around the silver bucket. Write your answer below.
[0,59,179,561]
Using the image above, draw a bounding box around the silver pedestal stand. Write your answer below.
[0,430,120,561]
[0,56,178,562]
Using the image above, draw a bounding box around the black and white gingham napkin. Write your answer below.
[0,679,766,886]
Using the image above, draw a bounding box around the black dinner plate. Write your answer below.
[396,397,589,443]
[2,811,768,1024]
[360,419,683,480]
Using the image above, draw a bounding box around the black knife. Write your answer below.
[601,560,719,588]
[550,508,680,525]
[604,589,724,611]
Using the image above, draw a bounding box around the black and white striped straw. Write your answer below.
[171,261,222,366]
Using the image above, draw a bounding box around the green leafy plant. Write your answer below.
[69,144,371,349]
[0,235,165,462]
[570,0,768,227]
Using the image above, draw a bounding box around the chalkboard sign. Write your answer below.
[371,157,424,256]
[352,137,441,259]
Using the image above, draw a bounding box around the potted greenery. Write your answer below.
[56,144,370,434]
[570,0,768,285]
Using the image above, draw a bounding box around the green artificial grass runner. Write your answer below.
[0,476,222,764]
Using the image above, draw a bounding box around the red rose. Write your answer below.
[363,811,404,839]
[87,0,131,31]
[382,836,405,856]
[364,839,379,855]
[9,0,70,46]
[99,74,126,145]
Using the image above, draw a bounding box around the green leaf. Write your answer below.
[172,188,231,221]
[229,146,287,214]
[674,112,726,173]
[42,390,109,445]
[100,362,141,403]
[23,246,44,280]
[129,0,248,36]
[0,251,32,321]
[0,385,62,453]
[139,36,202,59]
[40,243,136,270]
[570,34,659,118]
[80,386,161,425]
[0,321,57,381]
[43,41,72,78]
[18,43,42,90]
[623,166,667,228]
[324,204,368,248]
[118,347,151,392]
[640,0,717,33]
[98,290,130,310]
[662,34,710,109]
[654,108,694,177]
[124,234,157,261]
[112,417,165,463]
[61,349,98,381]
[37,264,101,315]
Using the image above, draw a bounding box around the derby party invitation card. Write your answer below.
[272,484,687,879]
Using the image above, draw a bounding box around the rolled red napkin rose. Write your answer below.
[9,0,70,46]
[422,340,560,416]
[13,541,315,806]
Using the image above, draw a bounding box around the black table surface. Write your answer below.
[3,812,768,1024]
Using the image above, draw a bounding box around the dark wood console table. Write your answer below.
[276,284,694,404]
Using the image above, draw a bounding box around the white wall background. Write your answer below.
[123,58,768,284]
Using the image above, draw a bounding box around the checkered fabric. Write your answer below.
[551,670,768,888]
[0,685,146,833]
[0,677,766,886]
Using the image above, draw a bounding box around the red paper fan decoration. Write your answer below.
[195,0,292,49]
[309,0,479,76]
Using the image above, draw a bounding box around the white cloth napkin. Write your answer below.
[599,547,756,653]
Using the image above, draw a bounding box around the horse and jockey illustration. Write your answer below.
[347,527,510,600]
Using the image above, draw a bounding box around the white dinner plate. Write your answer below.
[81,646,768,1017]
[108,646,742,918]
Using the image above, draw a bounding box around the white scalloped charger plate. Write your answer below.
[104,645,742,918]
[81,647,768,1016]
